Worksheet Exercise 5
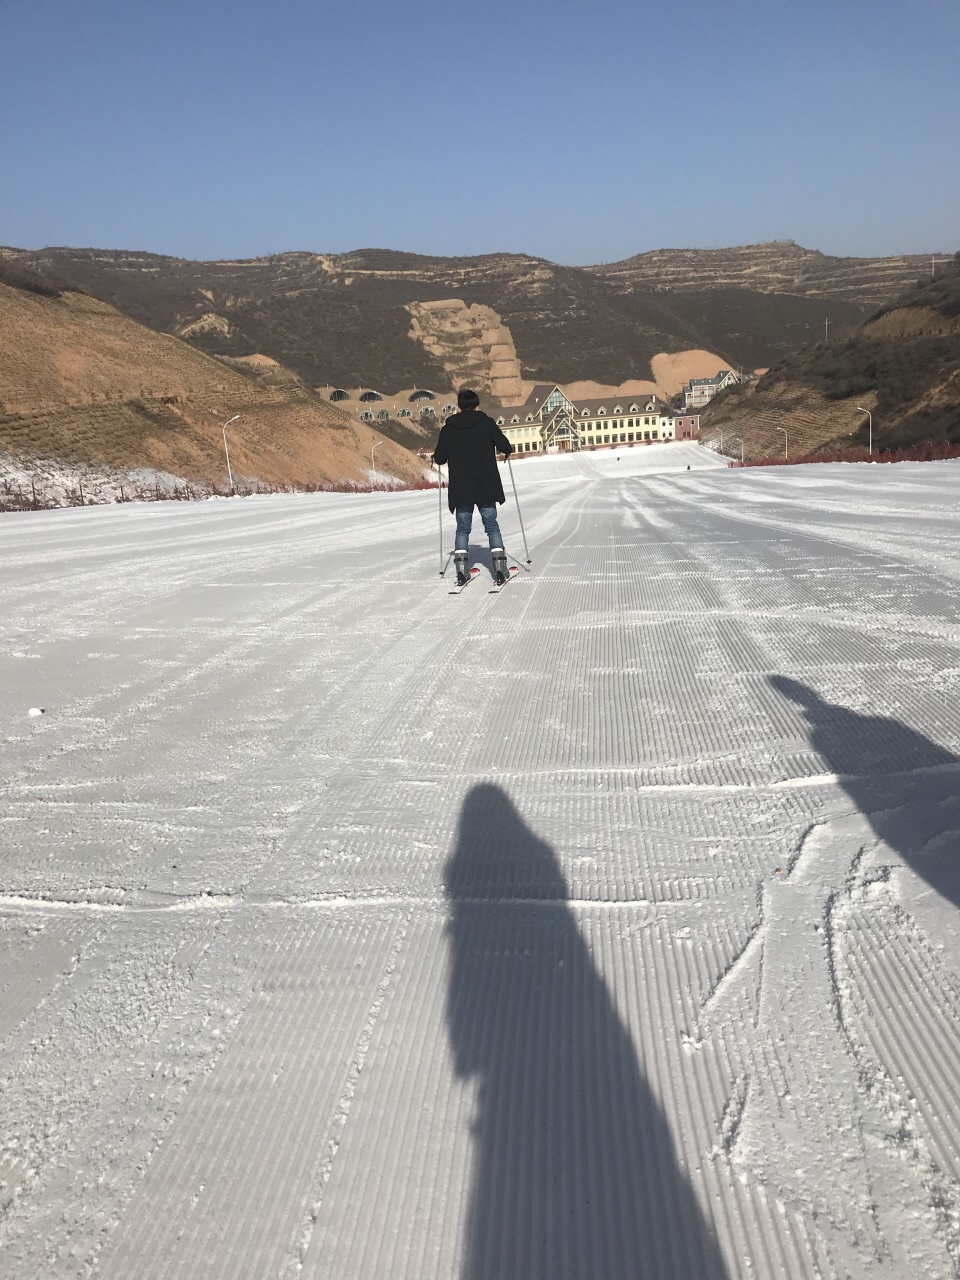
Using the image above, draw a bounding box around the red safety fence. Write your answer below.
[730,441,960,468]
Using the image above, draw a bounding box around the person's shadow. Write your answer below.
[444,784,728,1280]
[769,676,960,909]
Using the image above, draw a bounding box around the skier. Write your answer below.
[433,389,514,585]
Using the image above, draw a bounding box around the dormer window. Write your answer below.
[511,415,520,424]
[597,406,606,415]
[629,403,640,412]
[496,417,505,425]
[613,405,623,414]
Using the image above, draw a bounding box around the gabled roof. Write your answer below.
[685,369,735,389]
[500,385,674,421]
[573,395,668,415]
[521,383,558,408]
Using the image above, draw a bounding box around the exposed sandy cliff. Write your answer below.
[406,299,525,404]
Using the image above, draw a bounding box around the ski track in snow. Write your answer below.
[1,444,960,1278]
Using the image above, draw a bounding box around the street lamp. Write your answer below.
[730,436,745,462]
[775,427,788,459]
[371,439,385,484]
[221,415,241,490]
[857,406,873,455]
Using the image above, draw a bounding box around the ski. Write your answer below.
[488,566,520,594]
[448,566,481,595]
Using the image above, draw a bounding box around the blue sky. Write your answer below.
[1,0,958,263]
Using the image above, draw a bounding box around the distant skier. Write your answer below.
[433,389,513,585]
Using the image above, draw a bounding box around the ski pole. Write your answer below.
[506,456,531,563]
[437,463,447,575]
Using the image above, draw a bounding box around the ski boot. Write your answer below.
[454,550,470,586]
[491,547,508,587]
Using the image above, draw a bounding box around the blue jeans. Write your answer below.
[455,505,503,552]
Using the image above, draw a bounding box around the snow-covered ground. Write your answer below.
[0,454,198,506]
[2,441,959,1279]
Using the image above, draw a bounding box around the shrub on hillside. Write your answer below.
[0,259,75,298]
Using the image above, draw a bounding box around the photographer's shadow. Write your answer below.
[770,676,960,909]
[444,784,727,1280]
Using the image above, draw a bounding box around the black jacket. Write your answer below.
[433,410,513,513]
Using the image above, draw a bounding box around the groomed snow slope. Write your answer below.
[2,442,959,1279]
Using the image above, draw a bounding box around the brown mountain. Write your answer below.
[0,266,424,492]
[701,255,960,459]
[0,243,933,398]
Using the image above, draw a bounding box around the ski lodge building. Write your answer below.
[681,369,741,410]
[493,385,683,454]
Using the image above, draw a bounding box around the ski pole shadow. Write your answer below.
[444,784,728,1280]
[769,676,960,909]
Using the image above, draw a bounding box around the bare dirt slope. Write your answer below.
[702,258,960,458]
[0,282,423,487]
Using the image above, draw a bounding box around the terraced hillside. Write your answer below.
[2,243,924,394]
[0,279,423,488]
[702,257,960,459]
[591,241,933,306]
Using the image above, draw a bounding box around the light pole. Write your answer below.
[371,439,385,484]
[776,427,788,458]
[222,415,241,491]
[730,436,745,462]
[856,406,873,455]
